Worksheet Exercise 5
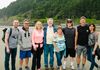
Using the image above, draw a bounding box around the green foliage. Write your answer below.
[0,0,100,23]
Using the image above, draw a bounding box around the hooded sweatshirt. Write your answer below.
[19,27,32,51]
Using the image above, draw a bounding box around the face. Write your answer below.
[57,29,63,35]
[67,22,72,27]
[80,19,86,25]
[37,23,42,30]
[13,20,19,28]
[23,21,29,29]
[47,19,53,27]
[89,25,95,31]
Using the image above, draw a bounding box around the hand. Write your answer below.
[56,47,60,52]
[6,48,10,53]
[92,51,95,55]
[34,47,37,51]
[75,45,77,50]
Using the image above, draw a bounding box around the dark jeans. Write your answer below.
[87,47,98,70]
[55,50,65,66]
[5,48,17,70]
[31,47,43,70]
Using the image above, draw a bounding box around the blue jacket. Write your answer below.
[43,24,57,46]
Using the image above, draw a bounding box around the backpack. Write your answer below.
[2,28,12,43]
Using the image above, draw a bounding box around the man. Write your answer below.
[5,19,19,70]
[63,19,77,70]
[44,18,56,70]
[19,19,32,70]
[76,16,89,70]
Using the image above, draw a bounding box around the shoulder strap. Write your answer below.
[9,28,12,38]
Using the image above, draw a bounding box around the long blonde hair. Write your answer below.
[35,21,43,30]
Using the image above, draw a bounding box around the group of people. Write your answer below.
[4,16,100,70]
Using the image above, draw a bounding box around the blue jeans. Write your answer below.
[87,47,98,70]
[55,50,65,66]
[44,44,54,67]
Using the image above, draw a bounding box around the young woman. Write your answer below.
[31,21,44,70]
[53,27,66,70]
[88,24,100,70]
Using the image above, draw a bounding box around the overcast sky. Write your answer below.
[0,0,16,9]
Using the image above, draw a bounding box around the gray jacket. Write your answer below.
[19,27,32,51]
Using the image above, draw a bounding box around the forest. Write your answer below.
[0,0,100,24]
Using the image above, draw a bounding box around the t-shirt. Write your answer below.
[88,32,98,46]
[6,28,19,48]
[53,34,66,52]
[77,24,89,46]
[46,26,54,44]
[63,27,76,48]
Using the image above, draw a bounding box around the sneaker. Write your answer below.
[97,66,100,70]
[38,68,41,70]
[50,66,54,70]
[77,67,80,70]
[19,67,22,70]
[45,66,49,70]
[25,66,30,70]
[71,65,75,70]
[63,64,66,70]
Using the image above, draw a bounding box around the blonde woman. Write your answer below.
[31,21,44,70]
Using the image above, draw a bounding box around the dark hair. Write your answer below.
[57,27,62,30]
[67,19,72,23]
[66,19,73,26]
[89,23,96,31]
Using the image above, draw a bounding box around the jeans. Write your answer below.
[55,50,65,66]
[5,48,17,70]
[44,44,54,67]
[87,47,98,70]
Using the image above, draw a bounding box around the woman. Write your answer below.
[63,19,77,70]
[53,27,66,70]
[88,24,100,70]
[31,21,44,70]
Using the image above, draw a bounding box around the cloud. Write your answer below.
[0,0,16,9]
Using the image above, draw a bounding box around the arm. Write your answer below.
[32,31,37,50]
[18,31,23,47]
[5,29,10,53]
[93,32,99,54]
[75,29,78,50]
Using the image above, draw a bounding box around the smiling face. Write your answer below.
[89,24,95,32]
[23,20,29,30]
[47,18,53,27]
[57,28,63,35]
[80,19,86,25]
[13,20,19,28]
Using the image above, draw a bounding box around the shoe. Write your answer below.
[19,67,22,70]
[71,65,75,70]
[63,64,66,70]
[97,66,100,70]
[25,66,30,70]
[45,65,49,70]
[50,65,54,70]
[77,67,80,70]
[38,68,41,70]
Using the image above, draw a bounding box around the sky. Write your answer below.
[0,0,16,9]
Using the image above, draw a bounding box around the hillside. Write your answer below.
[0,0,100,24]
